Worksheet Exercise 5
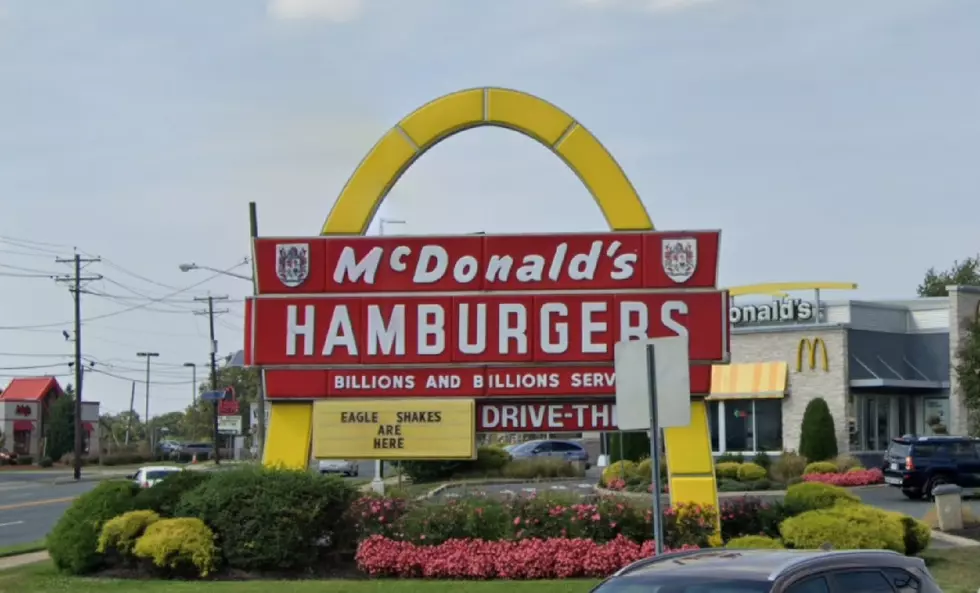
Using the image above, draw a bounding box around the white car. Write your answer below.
[317,459,359,477]
[130,465,184,488]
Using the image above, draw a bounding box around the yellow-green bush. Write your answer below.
[847,466,866,473]
[770,452,807,482]
[602,460,637,485]
[715,461,741,480]
[132,518,216,578]
[636,458,653,481]
[887,512,932,555]
[833,454,862,473]
[803,461,838,475]
[780,505,905,553]
[727,535,784,549]
[784,482,859,514]
[736,462,767,482]
[97,510,160,557]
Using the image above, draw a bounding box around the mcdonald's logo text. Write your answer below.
[796,337,829,372]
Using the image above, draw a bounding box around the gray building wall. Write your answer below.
[847,330,949,383]
[729,326,849,454]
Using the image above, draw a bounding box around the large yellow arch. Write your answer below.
[266,87,718,515]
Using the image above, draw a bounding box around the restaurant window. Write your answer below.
[13,430,30,455]
[709,400,783,453]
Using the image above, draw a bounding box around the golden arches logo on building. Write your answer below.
[796,338,829,372]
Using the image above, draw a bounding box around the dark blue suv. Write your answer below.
[882,434,980,500]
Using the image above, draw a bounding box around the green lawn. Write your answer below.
[0,550,975,593]
[0,540,45,559]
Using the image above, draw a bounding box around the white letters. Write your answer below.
[417,304,445,355]
[540,303,568,354]
[366,304,405,356]
[414,246,448,284]
[620,301,648,341]
[334,246,383,284]
[498,304,528,354]
[457,302,487,354]
[568,241,601,281]
[661,300,690,338]
[323,305,357,356]
[286,305,314,356]
[581,301,607,353]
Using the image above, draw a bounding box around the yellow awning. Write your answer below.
[707,362,788,400]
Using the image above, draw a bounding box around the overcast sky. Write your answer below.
[1,0,977,417]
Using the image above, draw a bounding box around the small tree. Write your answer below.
[799,397,838,462]
[46,393,76,461]
[955,317,980,435]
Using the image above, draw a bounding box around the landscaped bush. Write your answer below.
[833,454,862,472]
[355,535,699,579]
[175,465,358,573]
[17,455,34,465]
[799,398,838,462]
[602,460,636,485]
[803,468,883,487]
[716,452,745,463]
[502,458,584,480]
[476,446,511,471]
[770,451,808,483]
[889,512,932,556]
[133,470,213,517]
[99,452,154,466]
[803,461,838,475]
[780,505,905,553]
[737,462,767,482]
[132,517,216,578]
[48,479,138,575]
[783,482,859,515]
[751,452,772,471]
[398,446,584,482]
[636,458,653,480]
[39,456,53,468]
[715,461,741,480]
[726,535,784,549]
[718,497,788,541]
[97,510,160,562]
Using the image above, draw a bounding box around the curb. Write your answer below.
[930,530,980,547]
[593,485,787,500]
[423,477,589,500]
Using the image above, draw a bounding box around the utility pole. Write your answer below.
[125,381,135,445]
[54,253,101,481]
[248,201,266,459]
[136,352,159,450]
[183,362,197,405]
[194,295,229,464]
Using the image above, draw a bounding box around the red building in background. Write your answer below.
[0,377,101,459]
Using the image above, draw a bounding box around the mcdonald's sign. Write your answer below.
[796,338,829,372]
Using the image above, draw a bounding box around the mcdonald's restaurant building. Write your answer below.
[710,286,980,464]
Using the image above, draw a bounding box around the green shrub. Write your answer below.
[636,458,653,480]
[175,465,358,573]
[751,452,772,471]
[502,458,583,480]
[99,452,154,466]
[39,457,53,468]
[602,460,637,485]
[888,512,932,555]
[133,470,213,517]
[716,452,745,463]
[132,517,216,577]
[847,466,866,473]
[715,461,741,480]
[781,505,905,553]
[727,535,784,549]
[770,451,808,482]
[783,482,859,515]
[475,446,511,471]
[48,480,138,574]
[737,463,767,482]
[609,432,652,462]
[17,455,34,465]
[398,460,465,482]
[97,510,160,559]
[833,454,862,472]
[799,398,838,462]
[803,461,838,475]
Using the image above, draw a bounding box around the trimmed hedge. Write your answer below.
[727,535,784,549]
[48,480,138,574]
[803,461,838,475]
[781,505,904,553]
[783,482,859,515]
[133,469,212,517]
[736,462,767,482]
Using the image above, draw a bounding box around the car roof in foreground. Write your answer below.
[616,549,918,581]
[141,465,183,472]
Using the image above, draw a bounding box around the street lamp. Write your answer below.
[183,362,197,404]
[178,262,253,282]
[379,218,406,236]
[136,352,160,448]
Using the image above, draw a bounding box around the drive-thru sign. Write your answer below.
[244,87,728,516]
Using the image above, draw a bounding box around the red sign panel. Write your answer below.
[218,400,240,415]
[249,231,727,401]
[14,405,31,417]
[477,401,619,432]
[248,291,728,366]
[254,231,719,294]
[263,364,712,399]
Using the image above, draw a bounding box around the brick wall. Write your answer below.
[729,326,850,453]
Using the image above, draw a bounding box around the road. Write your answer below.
[0,462,381,549]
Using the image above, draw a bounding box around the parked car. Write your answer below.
[129,465,184,488]
[175,442,214,459]
[0,448,17,465]
[317,459,359,477]
[882,434,980,499]
[507,439,589,468]
[591,548,940,593]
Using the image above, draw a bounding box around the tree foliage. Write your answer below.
[955,317,980,436]
[46,393,75,461]
[918,256,980,297]
[799,397,838,462]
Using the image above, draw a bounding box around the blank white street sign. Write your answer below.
[614,336,692,431]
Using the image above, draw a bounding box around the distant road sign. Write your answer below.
[201,391,224,402]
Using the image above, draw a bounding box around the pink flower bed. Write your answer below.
[355,535,699,579]
[803,468,884,486]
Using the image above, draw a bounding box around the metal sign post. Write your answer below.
[646,343,665,556]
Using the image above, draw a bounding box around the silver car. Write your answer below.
[317,459,359,477]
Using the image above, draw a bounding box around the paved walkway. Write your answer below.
[0,551,48,571]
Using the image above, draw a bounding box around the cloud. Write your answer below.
[267,0,363,22]
[574,0,723,14]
